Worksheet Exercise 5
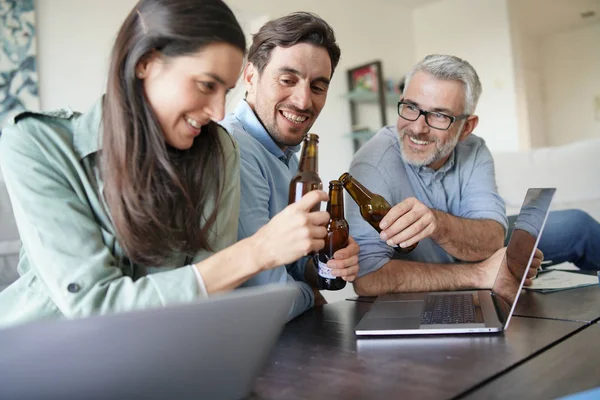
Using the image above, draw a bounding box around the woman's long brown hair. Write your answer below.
[101,0,245,266]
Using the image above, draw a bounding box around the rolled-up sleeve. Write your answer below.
[459,143,508,232]
[346,162,395,277]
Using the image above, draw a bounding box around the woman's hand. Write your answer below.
[252,190,330,271]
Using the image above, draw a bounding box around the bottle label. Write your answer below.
[315,257,336,279]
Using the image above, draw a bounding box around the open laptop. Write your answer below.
[355,188,556,336]
[0,284,296,400]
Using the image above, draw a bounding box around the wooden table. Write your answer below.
[461,323,600,399]
[253,301,585,400]
[513,285,600,323]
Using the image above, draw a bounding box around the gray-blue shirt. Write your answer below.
[220,101,313,319]
[347,126,508,277]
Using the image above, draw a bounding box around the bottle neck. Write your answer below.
[327,185,345,219]
[341,174,372,205]
[298,140,318,173]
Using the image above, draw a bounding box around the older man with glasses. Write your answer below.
[346,54,515,296]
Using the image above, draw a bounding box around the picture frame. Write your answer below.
[348,61,380,93]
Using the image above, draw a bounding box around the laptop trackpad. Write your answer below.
[369,300,424,319]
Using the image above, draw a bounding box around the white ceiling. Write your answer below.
[233,0,600,39]
[380,0,442,8]
[375,0,600,38]
[513,0,600,38]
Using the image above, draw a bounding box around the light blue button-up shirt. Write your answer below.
[347,126,508,277]
[220,101,314,319]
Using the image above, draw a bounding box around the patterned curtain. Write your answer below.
[0,0,39,129]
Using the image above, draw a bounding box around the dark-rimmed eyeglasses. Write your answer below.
[397,100,468,130]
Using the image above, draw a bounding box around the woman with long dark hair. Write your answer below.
[0,0,328,327]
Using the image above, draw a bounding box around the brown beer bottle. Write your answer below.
[314,180,348,291]
[288,133,322,212]
[339,172,418,253]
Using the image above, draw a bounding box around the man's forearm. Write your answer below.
[432,211,504,261]
[354,259,487,296]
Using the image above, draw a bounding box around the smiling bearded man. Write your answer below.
[345,54,512,297]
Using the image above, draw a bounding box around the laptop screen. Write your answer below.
[491,188,555,327]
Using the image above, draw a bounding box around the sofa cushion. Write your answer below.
[493,138,600,221]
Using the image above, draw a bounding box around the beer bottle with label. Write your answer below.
[288,133,322,212]
[339,172,418,253]
[314,180,348,290]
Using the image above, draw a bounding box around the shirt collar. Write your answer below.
[233,100,300,162]
[73,97,104,160]
[414,150,456,176]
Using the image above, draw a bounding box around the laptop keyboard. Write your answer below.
[421,294,476,325]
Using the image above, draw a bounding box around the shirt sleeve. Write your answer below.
[459,141,508,232]
[0,120,226,318]
[286,256,309,282]
[191,265,209,296]
[236,151,313,316]
[286,280,314,321]
[513,189,554,238]
[346,161,395,277]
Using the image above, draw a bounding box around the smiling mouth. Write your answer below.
[281,110,308,124]
[408,136,433,146]
[185,115,203,129]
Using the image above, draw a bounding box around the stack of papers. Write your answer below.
[525,270,599,293]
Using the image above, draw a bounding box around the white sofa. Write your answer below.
[492,137,600,222]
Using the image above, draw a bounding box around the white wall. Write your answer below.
[35,0,137,112]
[540,23,600,146]
[509,17,548,149]
[412,0,521,151]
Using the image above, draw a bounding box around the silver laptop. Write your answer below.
[0,284,296,400]
[355,188,555,336]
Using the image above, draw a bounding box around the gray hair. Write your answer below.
[404,54,482,115]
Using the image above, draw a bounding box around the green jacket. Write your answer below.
[0,99,240,328]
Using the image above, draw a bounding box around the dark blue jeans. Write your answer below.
[506,209,600,270]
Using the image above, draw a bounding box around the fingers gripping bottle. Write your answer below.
[339,172,417,253]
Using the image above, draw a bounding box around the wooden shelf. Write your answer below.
[346,60,393,153]
[345,130,376,141]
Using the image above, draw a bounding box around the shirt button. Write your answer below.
[67,283,81,293]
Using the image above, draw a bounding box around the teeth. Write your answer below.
[186,116,201,129]
[409,136,432,145]
[282,111,307,123]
